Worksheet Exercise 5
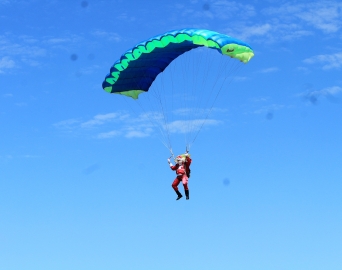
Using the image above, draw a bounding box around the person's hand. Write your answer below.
[167,158,171,164]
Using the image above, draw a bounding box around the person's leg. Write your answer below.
[182,177,189,200]
[172,178,183,200]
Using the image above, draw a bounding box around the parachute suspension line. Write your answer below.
[127,65,172,150]
[189,49,199,144]
[134,98,170,151]
[169,148,175,160]
[120,92,171,152]
[159,69,173,151]
[182,54,192,147]
[189,62,242,148]
[183,51,191,148]
[134,50,241,154]
[188,48,214,144]
[185,49,220,146]
[190,60,241,148]
[185,49,198,149]
[183,52,190,149]
[149,93,171,150]
[153,65,174,152]
[190,59,241,149]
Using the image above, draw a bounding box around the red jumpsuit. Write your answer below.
[171,156,192,192]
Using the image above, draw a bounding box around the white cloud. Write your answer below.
[304,52,342,69]
[125,128,153,138]
[117,13,136,22]
[76,64,101,76]
[252,104,286,114]
[233,76,248,81]
[296,66,310,73]
[92,30,122,42]
[55,108,225,141]
[46,38,70,44]
[316,86,342,96]
[0,154,40,161]
[20,155,40,158]
[178,0,256,20]
[264,2,342,34]
[97,130,120,139]
[15,102,27,107]
[235,24,272,40]
[228,22,312,43]
[0,35,46,72]
[257,67,279,73]
[0,155,13,162]
[80,113,128,128]
[167,119,221,134]
[0,56,15,72]
[300,86,342,98]
[295,3,342,33]
[250,96,270,102]
[298,86,342,104]
[0,41,46,57]
[53,118,81,129]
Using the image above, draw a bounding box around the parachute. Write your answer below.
[102,28,254,155]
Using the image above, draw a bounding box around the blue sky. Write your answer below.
[1,0,342,269]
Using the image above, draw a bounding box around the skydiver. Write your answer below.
[167,153,192,200]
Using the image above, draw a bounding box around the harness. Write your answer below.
[176,163,191,178]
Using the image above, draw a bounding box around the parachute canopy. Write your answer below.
[102,28,254,99]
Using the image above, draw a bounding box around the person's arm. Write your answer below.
[168,159,177,170]
[185,155,192,166]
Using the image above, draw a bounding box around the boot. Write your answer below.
[185,190,189,200]
[175,190,183,200]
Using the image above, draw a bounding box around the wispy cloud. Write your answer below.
[257,67,279,73]
[125,127,153,138]
[80,113,128,128]
[75,64,102,77]
[252,104,286,115]
[293,2,342,33]
[0,34,47,71]
[20,154,41,158]
[304,52,342,69]
[167,119,221,134]
[117,13,136,22]
[264,2,342,34]
[45,38,73,44]
[0,154,41,162]
[296,66,310,73]
[250,96,271,103]
[97,130,121,139]
[15,102,27,107]
[92,30,122,42]
[232,24,272,40]
[53,118,81,129]
[0,38,46,57]
[298,86,342,104]
[231,22,312,42]
[83,163,101,175]
[224,1,341,43]
[233,76,248,81]
[55,108,224,140]
[177,0,255,20]
[0,56,15,73]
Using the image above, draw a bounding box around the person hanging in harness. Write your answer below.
[167,152,192,200]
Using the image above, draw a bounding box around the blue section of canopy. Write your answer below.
[102,28,252,94]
